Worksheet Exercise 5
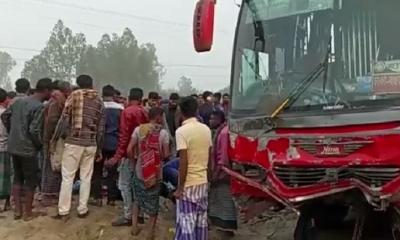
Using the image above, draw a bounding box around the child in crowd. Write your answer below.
[128,107,170,240]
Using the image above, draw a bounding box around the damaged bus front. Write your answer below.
[194,0,400,239]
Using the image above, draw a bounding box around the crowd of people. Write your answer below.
[0,75,236,240]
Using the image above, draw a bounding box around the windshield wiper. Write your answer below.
[270,38,332,118]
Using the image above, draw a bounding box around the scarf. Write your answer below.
[65,89,98,130]
[139,123,162,189]
[211,123,227,179]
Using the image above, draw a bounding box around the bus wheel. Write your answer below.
[351,204,367,240]
[294,208,317,240]
[314,205,348,229]
[391,207,400,240]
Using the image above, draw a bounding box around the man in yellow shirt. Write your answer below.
[174,96,212,240]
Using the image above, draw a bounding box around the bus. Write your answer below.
[194,0,400,239]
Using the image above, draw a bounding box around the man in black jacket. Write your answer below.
[163,93,180,137]
[198,91,214,126]
[2,78,52,221]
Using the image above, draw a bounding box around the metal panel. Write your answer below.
[352,13,357,78]
[363,11,368,74]
[273,165,400,188]
[357,10,362,76]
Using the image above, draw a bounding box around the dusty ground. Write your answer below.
[1,199,394,240]
[0,199,298,240]
[7,198,397,240]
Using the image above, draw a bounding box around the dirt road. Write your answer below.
[0,200,298,240]
[1,201,394,240]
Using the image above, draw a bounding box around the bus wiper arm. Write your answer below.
[270,39,331,118]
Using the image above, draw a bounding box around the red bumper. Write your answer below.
[227,126,400,207]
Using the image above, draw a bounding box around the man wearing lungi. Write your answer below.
[174,97,212,240]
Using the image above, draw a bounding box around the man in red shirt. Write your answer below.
[105,88,148,227]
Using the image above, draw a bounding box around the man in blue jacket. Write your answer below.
[90,85,123,207]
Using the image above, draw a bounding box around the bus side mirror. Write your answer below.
[193,0,215,52]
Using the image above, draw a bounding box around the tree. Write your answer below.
[78,28,164,93]
[21,55,51,86]
[21,22,163,91]
[22,20,86,84]
[0,51,16,90]
[177,76,198,96]
[218,86,230,94]
[159,87,179,98]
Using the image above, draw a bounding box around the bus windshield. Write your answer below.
[231,0,400,116]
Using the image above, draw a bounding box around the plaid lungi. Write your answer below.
[175,183,208,240]
[132,174,160,216]
[41,156,61,195]
[209,181,238,231]
[0,152,11,199]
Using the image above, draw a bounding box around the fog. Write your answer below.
[0,0,240,91]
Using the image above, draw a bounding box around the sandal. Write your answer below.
[112,216,132,227]
[131,226,141,236]
[52,214,70,222]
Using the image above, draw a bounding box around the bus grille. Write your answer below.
[296,143,365,156]
[273,165,400,188]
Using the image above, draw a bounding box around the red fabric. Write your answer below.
[222,103,229,115]
[140,126,161,189]
[113,104,148,160]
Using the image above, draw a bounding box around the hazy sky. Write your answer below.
[0,0,240,91]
